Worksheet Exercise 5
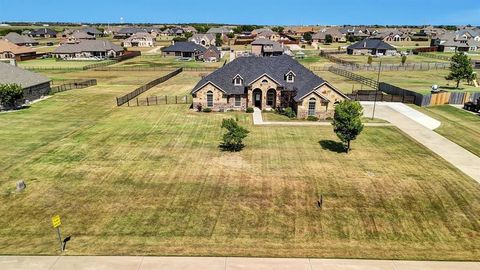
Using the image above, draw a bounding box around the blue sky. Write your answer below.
[0,0,479,25]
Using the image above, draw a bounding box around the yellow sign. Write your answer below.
[52,215,61,228]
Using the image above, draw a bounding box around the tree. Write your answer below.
[367,55,373,65]
[0,83,23,109]
[272,26,284,33]
[215,33,223,46]
[331,100,364,153]
[401,55,407,66]
[325,34,333,44]
[446,53,473,88]
[220,119,249,152]
[184,32,193,39]
[303,32,312,42]
[227,32,235,39]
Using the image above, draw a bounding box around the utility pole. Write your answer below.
[372,61,382,120]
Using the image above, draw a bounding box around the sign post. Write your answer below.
[51,215,63,252]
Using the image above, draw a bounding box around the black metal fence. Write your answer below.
[49,79,97,94]
[125,95,193,107]
[115,68,183,106]
[96,66,218,72]
[378,82,426,106]
[346,90,416,104]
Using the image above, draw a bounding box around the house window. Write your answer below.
[286,73,295,83]
[234,77,243,86]
[235,96,241,107]
[262,79,268,84]
[206,91,214,107]
[267,90,275,106]
[308,98,316,116]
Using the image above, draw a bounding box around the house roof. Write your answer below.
[70,31,95,39]
[189,33,215,44]
[116,28,147,35]
[79,27,102,35]
[162,42,206,53]
[3,32,38,45]
[206,27,232,34]
[0,62,51,88]
[30,28,57,36]
[0,40,36,55]
[54,40,124,54]
[348,39,396,50]
[251,38,284,52]
[191,55,341,101]
[124,32,153,41]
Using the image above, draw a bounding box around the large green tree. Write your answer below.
[0,83,23,109]
[215,33,223,46]
[220,118,249,152]
[325,34,333,44]
[332,100,364,153]
[446,53,473,88]
[303,32,312,42]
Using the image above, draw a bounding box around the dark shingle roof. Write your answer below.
[4,32,38,45]
[117,28,147,35]
[162,42,206,53]
[0,62,51,88]
[192,55,337,101]
[348,38,396,50]
[80,27,102,35]
[30,28,57,36]
[54,40,124,54]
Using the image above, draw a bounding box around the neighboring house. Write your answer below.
[373,29,411,42]
[255,30,280,41]
[114,28,147,39]
[0,40,37,61]
[251,38,285,57]
[203,46,221,62]
[312,28,346,43]
[79,27,103,37]
[191,55,348,118]
[162,27,185,36]
[161,41,206,59]
[103,26,121,36]
[64,31,96,43]
[433,30,480,52]
[0,62,51,109]
[189,33,216,47]
[53,40,124,60]
[123,32,155,47]
[347,39,397,55]
[3,32,39,46]
[206,27,233,36]
[30,28,57,38]
[183,26,198,34]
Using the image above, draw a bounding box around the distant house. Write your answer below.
[114,28,147,39]
[207,27,233,36]
[123,32,155,47]
[433,30,480,52]
[3,32,39,46]
[203,46,221,62]
[161,41,206,60]
[312,28,346,43]
[162,27,185,36]
[251,38,285,57]
[373,30,411,42]
[53,40,124,60]
[0,62,51,109]
[0,40,37,61]
[191,55,348,118]
[30,28,57,38]
[79,27,103,37]
[189,34,216,47]
[347,39,397,55]
[64,31,96,44]
[183,26,198,34]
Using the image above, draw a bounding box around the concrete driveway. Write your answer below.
[361,102,480,184]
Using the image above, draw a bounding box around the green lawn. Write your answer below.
[0,70,479,260]
[414,105,480,157]
[430,52,480,61]
[356,70,480,94]
[111,54,227,69]
[18,58,112,69]
[335,54,448,65]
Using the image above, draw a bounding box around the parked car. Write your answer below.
[464,98,480,113]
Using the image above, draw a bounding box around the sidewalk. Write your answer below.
[1,256,479,270]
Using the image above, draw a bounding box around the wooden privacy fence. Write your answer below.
[50,79,97,94]
[115,68,183,106]
[428,91,480,106]
[126,95,193,107]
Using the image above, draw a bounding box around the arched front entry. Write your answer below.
[252,89,262,109]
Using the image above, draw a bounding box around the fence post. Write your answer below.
[185,95,187,104]
[156,96,158,105]
[147,97,149,106]
[175,96,178,104]
[165,95,167,104]
[136,98,139,106]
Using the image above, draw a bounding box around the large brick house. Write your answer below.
[0,40,37,61]
[191,55,347,119]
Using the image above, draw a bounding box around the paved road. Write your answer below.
[1,256,479,270]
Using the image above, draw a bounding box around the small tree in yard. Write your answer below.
[367,55,373,65]
[401,55,407,66]
[0,83,23,109]
[303,32,312,43]
[215,33,223,46]
[220,118,249,152]
[446,53,473,88]
[325,34,333,44]
[332,100,364,153]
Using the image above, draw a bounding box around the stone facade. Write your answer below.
[297,84,345,119]
[247,75,281,110]
[192,83,248,111]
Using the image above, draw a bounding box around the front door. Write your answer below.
[253,90,262,109]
